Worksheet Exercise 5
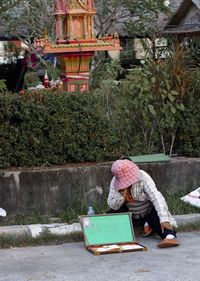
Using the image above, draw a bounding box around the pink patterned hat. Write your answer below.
[111,160,140,190]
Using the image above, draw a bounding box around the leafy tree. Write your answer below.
[1,0,171,49]
[0,0,173,91]
[91,59,122,115]
[183,38,200,65]
[93,0,171,73]
[94,0,171,36]
[94,0,128,35]
[1,0,55,50]
[120,43,196,156]
[175,68,200,157]
[124,0,171,37]
[0,0,20,39]
[0,0,20,16]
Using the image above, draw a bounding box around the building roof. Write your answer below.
[171,0,183,11]
[164,0,200,35]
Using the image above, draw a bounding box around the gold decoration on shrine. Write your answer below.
[61,55,92,73]
[66,0,88,9]
[66,0,75,7]
[78,0,88,7]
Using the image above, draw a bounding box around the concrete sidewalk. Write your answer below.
[0,231,200,281]
[0,213,200,238]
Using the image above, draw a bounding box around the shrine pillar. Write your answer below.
[58,16,63,40]
[83,15,88,39]
[69,15,73,38]
[91,16,95,38]
[56,51,95,92]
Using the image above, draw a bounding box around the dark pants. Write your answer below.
[106,204,176,240]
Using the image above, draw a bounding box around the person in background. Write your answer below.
[107,159,180,248]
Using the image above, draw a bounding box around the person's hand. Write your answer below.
[161,222,173,233]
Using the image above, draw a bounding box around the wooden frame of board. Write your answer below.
[79,212,147,255]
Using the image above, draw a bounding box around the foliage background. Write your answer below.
[90,42,200,158]
[0,90,120,168]
[1,45,200,169]
[0,1,200,168]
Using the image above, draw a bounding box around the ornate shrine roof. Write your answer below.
[54,0,95,14]
[33,34,122,54]
[33,0,122,54]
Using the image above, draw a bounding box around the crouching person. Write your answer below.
[107,159,180,248]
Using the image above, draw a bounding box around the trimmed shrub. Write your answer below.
[0,90,120,168]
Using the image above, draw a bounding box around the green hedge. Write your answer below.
[175,85,200,157]
[0,90,120,168]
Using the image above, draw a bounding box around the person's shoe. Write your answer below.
[157,238,180,248]
[142,225,153,237]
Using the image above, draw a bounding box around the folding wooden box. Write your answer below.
[79,213,147,255]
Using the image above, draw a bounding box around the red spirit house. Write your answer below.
[34,0,122,92]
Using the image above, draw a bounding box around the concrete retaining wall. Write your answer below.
[0,157,200,215]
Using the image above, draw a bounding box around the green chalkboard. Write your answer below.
[80,213,135,246]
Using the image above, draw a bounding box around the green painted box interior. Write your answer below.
[80,213,135,246]
[127,153,170,163]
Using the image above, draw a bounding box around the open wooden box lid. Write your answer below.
[79,213,147,255]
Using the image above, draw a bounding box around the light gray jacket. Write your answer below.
[107,170,177,226]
